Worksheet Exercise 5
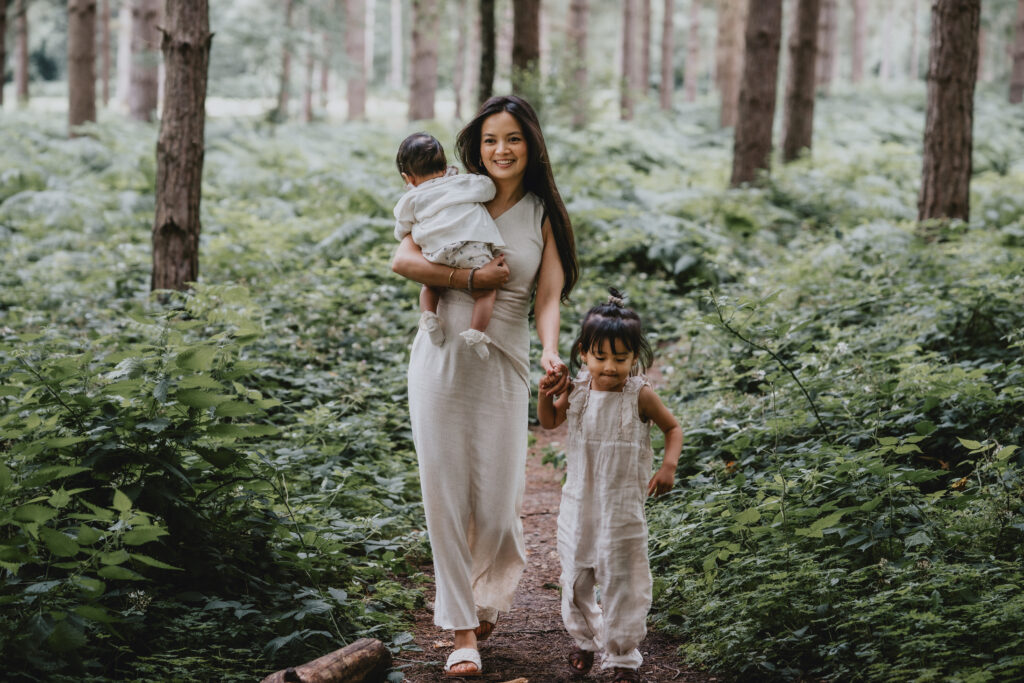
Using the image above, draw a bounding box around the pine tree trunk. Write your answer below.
[100,0,110,106]
[568,0,589,127]
[129,0,161,121]
[346,0,367,120]
[851,0,866,83]
[909,0,920,81]
[976,26,986,82]
[716,0,746,128]
[621,0,638,120]
[879,3,893,83]
[116,3,131,106]
[1012,0,1024,103]
[918,0,979,221]
[68,0,97,134]
[511,0,540,96]
[151,0,211,292]
[497,3,513,83]
[782,0,820,161]
[276,0,295,120]
[453,0,467,119]
[389,0,403,89]
[468,5,481,106]
[729,0,783,186]
[320,30,331,109]
[364,0,375,80]
[15,0,28,103]
[0,0,6,108]
[303,28,314,122]
[640,0,652,96]
[683,0,699,102]
[408,0,439,120]
[478,0,495,106]
[660,0,674,110]
[815,0,836,91]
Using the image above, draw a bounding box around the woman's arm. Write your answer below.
[391,235,509,289]
[535,218,569,393]
[639,386,683,497]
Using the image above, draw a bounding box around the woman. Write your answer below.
[391,95,578,677]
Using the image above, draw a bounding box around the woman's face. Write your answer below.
[479,111,528,186]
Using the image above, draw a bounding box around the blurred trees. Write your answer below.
[129,0,161,122]
[511,0,539,96]
[67,0,96,133]
[620,0,638,120]
[716,0,746,128]
[15,0,28,102]
[1012,0,1024,103]
[659,0,673,110]
[567,0,588,126]
[408,0,439,120]
[683,0,699,103]
[0,0,6,107]
[346,0,367,119]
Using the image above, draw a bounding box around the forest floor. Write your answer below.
[393,422,714,683]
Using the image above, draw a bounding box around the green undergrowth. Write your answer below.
[1,90,1023,680]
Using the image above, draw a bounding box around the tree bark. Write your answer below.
[389,0,403,89]
[129,0,161,121]
[346,0,367,120]
[276,0,295,120]
[640,0,652,95]
[151,0,211,293]
[909,0,920,81]
[660,0,674,110]
[364,0,375,79]
[511,0,540,96]
[68,0,98,135]
[453,0,467,119]
[478,0,495,106]
[15,0,28,103]
[851,0,866,83]
[116,3,131,106]
[303,27,314,122]
[683,0,699,102]
[408,0,439,120]
[729,0,783,186]
[879,2,893,83]
[1012,0,1024,103]
[782,0,820,161]
[716,0,746,128]
[815,0,836,91]
[260,639,392,683]
[0,0,6,108]
[320,30,331,109]
[99,0,110,106]
[621,0,638,120]
[918,0,980,222]
[568,0,589,127]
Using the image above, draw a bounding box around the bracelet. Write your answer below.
[448,268,457,288]
[468,267,480,293]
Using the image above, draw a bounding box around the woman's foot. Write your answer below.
[610,666,642,683]
[419,311,445,346]
[568,647,595,674]
[443,647,483,677]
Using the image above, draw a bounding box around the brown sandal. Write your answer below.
[568,647,595,674]
[611,667,642,683]
[473,619,495,641]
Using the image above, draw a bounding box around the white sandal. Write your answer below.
[444,647,483,677]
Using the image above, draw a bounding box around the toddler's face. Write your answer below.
[581,339,636,392]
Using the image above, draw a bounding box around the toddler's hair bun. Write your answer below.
[607,287,627,307]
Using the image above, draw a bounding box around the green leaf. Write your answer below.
[121,525,169,546]
[328,587,348,604]
[894,444,922,454]
[733,508,761,525]
[45,436,87,449]
[905,531,932,548]
[130,553,182,570]
[860,495,883,512]
[75,605,118,624]
[76,525,104,545]
[215,401,262,417]
[14,504,58,523]
[175,388,229,408]
[0,464,10,493]
[206,423,277,438]
[878,437,899,446]
[995,445,1018,461]
[48,488,73,509]
[48,620,87,652]
[99,549,130,565]
[810,510,846,532]
[176,346,217,371]
[112,489,132,513]
[957,437,983,451]
[97,565,145,581]
[39,527,80,557]
[192,445,240,468]
[71,576,106,597]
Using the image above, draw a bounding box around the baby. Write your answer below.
[394,132,505,359]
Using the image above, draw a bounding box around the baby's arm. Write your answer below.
[638,385,682,497]
[538,381,572,429]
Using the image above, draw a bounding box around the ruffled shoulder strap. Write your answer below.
[566,368,592,421]
[623,373,652,395]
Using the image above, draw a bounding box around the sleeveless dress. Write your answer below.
[407,192,545,631]
[557,369,654,670]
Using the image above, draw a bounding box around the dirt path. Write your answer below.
[393,423,713,683]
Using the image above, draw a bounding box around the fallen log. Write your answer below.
[260,638,392,683]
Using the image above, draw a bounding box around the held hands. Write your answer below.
[647,463,677,497]
[540,349,569,396]
[472,254,510,290]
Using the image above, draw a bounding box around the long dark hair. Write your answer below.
[570,288,654,375]
[455,95,578,303]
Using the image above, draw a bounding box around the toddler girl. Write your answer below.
[394,132,504,359]
[538,289,682,683]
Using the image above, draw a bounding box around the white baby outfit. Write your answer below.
[557,368,654,671]
[393,169,505,268]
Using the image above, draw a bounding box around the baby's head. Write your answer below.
[570,288,653,380]
[397,132,447,186]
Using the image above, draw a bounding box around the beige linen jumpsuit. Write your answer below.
[557,370,654,670]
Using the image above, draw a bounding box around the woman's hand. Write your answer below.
[540,349,569,396]
[472,253,510,290]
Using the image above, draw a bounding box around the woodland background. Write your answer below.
[1,0,1023,681]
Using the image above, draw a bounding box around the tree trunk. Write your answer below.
[116,3,131,106]
[729,0,783,186]
[320,30,331,109]
[782,0,820,161]
[453,0,467,119]
[815,0,836,91]
[151,0,211,293]
[260,639,392,683]
[0,0,6,108]
[408,0,439,120]
[478,0,495,106]
[621,0,638,120]
[909,0,920,80]
[976,26,986,82]
[568,0,589,127]
[660,0,674,110]
[851,0,866,83]
[99,0,110,106]
[716,0,746,128]
[879,3,893,83]
[468,4,481,106]
[918,0,979,221]
[497,2,513,84]
[276,0,295,120]
[364,0,375,80]
[640,0,652,96]
[1012,0,1024,103]
[346,0,367,120]
[389,0,403,89]
[129,0,161,121]
[683,0,699,102]
[303,29,315,122]
[511,0,540,96]
[15,0,28,103]
[68,0,97,135]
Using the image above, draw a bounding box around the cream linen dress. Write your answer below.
[558,369,654,670]
[407,191,545,630]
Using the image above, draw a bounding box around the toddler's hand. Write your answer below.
[647,464,676,497]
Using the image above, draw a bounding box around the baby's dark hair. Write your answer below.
[396,132,447,178]
[569,288,654,374]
